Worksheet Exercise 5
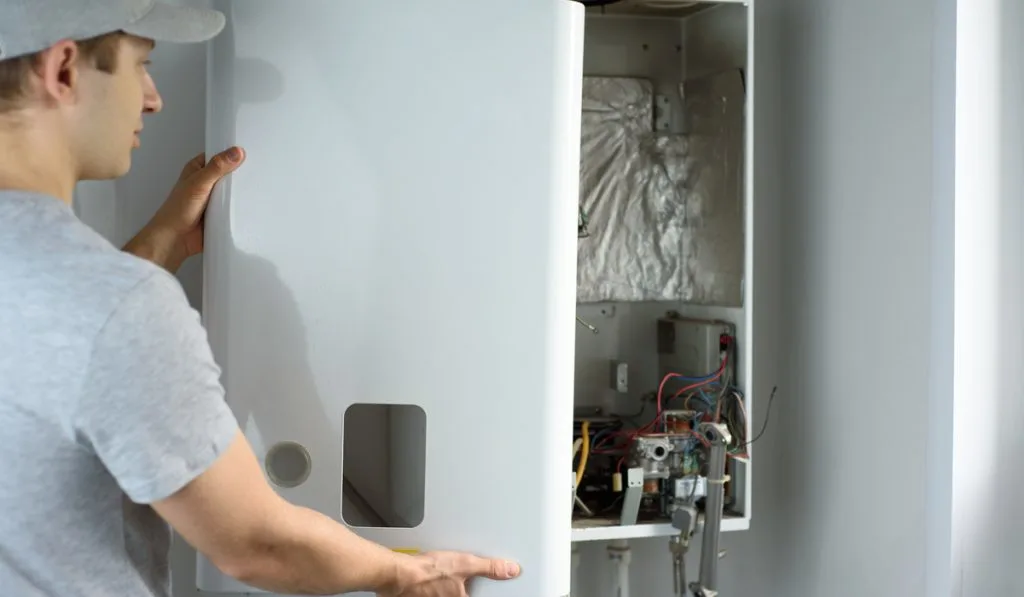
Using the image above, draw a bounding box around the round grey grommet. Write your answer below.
[265,441,312,488]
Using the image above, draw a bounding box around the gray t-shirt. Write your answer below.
[0,191,239,596]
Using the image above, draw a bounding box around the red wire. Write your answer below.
[645,350,729,435]
[608,336,735,474]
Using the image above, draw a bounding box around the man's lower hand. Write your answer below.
[384,551,521,597]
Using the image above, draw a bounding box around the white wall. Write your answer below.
[952,0,1024,594]
[731,0,952,594]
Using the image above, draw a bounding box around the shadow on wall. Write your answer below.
[172,7,395,592]
[214,247,397,528]
[174,249,407,596]
[980,0,1024,593]
[201,3,402,532]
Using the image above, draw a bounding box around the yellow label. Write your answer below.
[391,548,420,555]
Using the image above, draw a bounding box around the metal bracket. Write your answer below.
[655,94,672,131]
[618,467,644,526]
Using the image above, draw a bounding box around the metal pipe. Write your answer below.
[693,423,731,596]
[607,539,631,597]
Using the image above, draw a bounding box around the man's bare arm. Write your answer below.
[152,429,424,595]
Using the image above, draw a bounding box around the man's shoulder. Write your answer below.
[0,191,188,325]
[65,247,194,338]
[87,253,187,314]
[44,225,182,316]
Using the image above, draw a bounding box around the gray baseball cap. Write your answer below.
[0,0,226,60]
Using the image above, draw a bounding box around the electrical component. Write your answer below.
[673,476,707,500]
[572,316,747,530]
[623,431,707,522]
[657,314,736,391]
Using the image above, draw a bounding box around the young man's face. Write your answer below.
[72,35,163,180]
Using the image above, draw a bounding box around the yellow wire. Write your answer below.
[575,421,590,488]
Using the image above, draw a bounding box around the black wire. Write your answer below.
[725,399,745,446]
[739,385,777,450]
[599,494,625,514]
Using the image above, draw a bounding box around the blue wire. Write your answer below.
[590,428,614,448]
[666,371,720,383]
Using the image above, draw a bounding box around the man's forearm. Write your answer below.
[154,432,432,596]
[122,227,187,273]
[223,502,420,596]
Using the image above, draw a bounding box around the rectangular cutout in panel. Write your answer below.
[342,403,426,529]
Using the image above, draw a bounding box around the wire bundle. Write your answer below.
[574,336,749,473]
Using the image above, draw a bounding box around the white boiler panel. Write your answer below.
[198,1,584,596]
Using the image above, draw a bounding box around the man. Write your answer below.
[0,2,520,596]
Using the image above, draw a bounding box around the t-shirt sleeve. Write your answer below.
[75,269,239,505]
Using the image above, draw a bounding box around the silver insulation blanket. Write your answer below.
[576,71,745,306]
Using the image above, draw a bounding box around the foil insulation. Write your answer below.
[576,71,745,306]
[678,69,746,306]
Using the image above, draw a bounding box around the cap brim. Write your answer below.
[122,2,226,44]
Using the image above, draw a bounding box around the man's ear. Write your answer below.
[34,40,84,106]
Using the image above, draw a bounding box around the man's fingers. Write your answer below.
[179,152,206,178]
[190,146,246,187]
[454,555,521,581]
